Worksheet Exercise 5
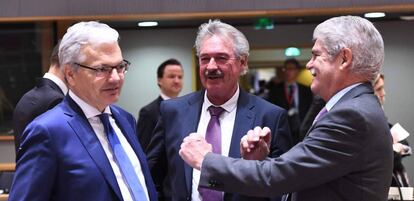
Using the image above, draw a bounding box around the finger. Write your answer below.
[184,133,202,142]
[240,135,251,152]
[260,127,271,137]
[246,132,257,149]
[258,138,270,153]
[260,127,272,143]
[253,126,262,141]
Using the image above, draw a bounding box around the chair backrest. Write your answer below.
[0,171,14,193]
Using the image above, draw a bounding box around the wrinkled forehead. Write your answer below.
[199,35,235,56]
[80,42,122,63]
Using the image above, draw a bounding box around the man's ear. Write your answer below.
[240,56,248,72]
[64,64,75,86]
[339,48,353,70]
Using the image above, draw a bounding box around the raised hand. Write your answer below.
[179,133,212,170]
[240,126,271,160]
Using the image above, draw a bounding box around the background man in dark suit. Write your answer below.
[12,43,67,154]
[146,20,292,201]
[374,73,412,187]
[267,58,313,145]
[180,16,393,201]
[137,58,183,151]
[9,21,156,201]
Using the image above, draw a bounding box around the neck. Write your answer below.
[48,65,65,82]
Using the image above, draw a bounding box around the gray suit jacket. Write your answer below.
[199,83,393,201]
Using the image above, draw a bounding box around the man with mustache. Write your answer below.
[9,21,157,201]
[146,20,292,201]
[179,16,393,201]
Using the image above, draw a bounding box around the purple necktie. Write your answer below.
[313,107,328,124]
[199,106,225,201]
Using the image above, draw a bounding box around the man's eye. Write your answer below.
[97,67,111,73]
[216,57,228,62]
[200,58,210,63]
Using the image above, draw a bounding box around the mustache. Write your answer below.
[204,69,223,79]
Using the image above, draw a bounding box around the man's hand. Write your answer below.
[240,126,271,160]
[179,133,212,170]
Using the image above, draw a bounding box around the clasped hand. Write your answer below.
[179,127,272,170]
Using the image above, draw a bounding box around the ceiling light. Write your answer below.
[285,47,301,57]
[364,12,386,18]
[138,21,158,27]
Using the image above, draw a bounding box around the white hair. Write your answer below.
[58,21,119,67]
[313,16,384,82]
[195,19,250,74]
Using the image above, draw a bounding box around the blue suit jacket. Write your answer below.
[10,95,157,201]
[147,89,292,201]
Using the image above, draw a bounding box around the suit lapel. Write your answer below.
[64,97,123,200]
[183,91,204,194]
[229,90,255,157]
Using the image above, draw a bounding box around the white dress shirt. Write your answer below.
[191,87,239,201]
[69,91,150,201]
[43,72,68,94]
[325,83,362,112]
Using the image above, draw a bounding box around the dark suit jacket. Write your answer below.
[199,83,393,201]
[137,96,163,151]
[12,78,65,154]
[147,89,292,201]
[9,95,157,201]
[267,82,313,122]
[267,82,313,145]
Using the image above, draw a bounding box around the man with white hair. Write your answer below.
[9,21,157,201]
[180,16,393,201]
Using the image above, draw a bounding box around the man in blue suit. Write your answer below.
[180,16,393,201]
[9,21,157,201]
[146,20,292,201]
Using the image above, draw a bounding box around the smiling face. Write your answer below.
[283,62,300,84]
[158,64,183,98]
[198,35,247,105]
[306,39,344,101]
[65,42,124,111]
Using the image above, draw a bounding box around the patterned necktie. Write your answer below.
[199,106,225,201]
[99,113,148,201]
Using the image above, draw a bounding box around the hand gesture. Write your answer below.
[179,133,212,170]
[240,126,271,160]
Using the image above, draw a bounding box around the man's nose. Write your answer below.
[109,68,121,81]
[206,58,218,69]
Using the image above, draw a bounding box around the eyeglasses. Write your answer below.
[199,55,238,66]
[74,59,130,77]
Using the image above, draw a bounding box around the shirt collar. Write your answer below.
[160,91,172,100]
[325,83,362,111]
[69,90,111,119]
[204,86,239,113]
[43,72,68,94]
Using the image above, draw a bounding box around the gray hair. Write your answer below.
[195,19,250,74]
[313,16,384,82]
[58,21,119,69]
